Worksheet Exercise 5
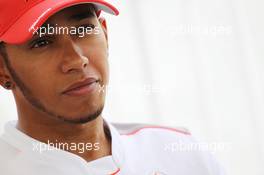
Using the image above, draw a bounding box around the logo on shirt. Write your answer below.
[29,7,52,33]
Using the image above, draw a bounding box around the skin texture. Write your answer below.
[0,4,112,162]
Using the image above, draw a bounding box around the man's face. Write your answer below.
[1,4,109,123]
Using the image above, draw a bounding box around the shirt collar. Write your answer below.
[1,119,125,174]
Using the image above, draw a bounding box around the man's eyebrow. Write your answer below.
[69,11,95,21]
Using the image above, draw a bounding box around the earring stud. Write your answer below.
[4,81,12,89]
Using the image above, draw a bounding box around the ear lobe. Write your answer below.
[0,70,11,89]
[0,70,14,90]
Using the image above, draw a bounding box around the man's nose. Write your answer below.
[61,40,89,74]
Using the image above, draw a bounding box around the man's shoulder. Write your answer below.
[0,135,20,171]
[112,122,191,136]
[111,123,226,175]
[111,122,193,146]
[0,135,19,154]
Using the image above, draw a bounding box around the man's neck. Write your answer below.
[17,115,112,162]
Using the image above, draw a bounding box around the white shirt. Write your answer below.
[0,120,226,175]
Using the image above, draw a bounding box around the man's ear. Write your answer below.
[98,17,108,43]
[0,56,7,88]
[0,54,12,90]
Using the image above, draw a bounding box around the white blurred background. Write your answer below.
[1,0,263,174]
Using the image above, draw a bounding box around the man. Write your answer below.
[0,0,226,174]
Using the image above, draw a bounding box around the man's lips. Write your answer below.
[62,78,100,95]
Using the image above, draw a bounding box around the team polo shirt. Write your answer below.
[0,119,226,175]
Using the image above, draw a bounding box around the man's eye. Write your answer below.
[76,24,96,36]
[31,38,52,49]
[80,24,95,29]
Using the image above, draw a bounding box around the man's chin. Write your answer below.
[56,106,104,124]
